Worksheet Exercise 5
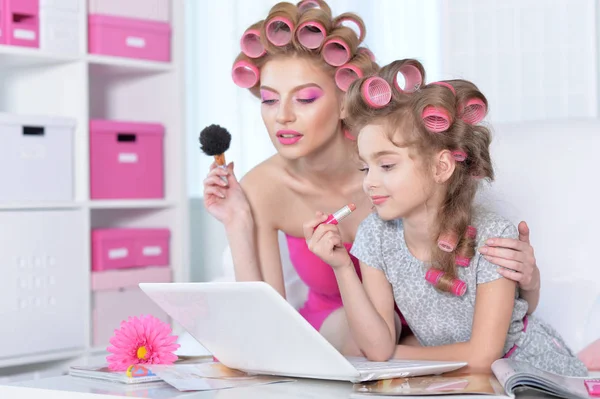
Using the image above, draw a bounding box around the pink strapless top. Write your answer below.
[285,234,362,297]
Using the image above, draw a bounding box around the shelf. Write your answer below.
[89,346,109,355]
[87,200,175,209]
[0,202,83,211]
[87,54,173,76]
[0,349,85,369]
[0,45,80,68]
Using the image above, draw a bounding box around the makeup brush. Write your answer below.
[199,124,232,182]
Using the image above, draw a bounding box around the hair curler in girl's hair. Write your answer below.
[455,226,477,267]
[231,56,260,89]
[361,77,392,108]
[466,225,477,239]
[379,60,425,96]
[460,98,487,124]
[452,150,467,162]
[437,230,458,252]
[425,269,467,296]
[295,8,329,49]
[240,21,266,58]
[422,106,452,133]
[322,27,359,66]
[393,64,423,93]
[332,12,366,43]
[455,255,471,267]
[431,81,456,95]
[297,0,331,17]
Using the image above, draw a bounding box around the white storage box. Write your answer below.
[0,210,86,359]
[0,113,75,202]
[92,267,171,347]
[88,0,170,22]
[40,0,82,55]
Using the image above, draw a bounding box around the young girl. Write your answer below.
[304,59,588,376]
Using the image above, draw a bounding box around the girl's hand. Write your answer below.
[303,212,353,270]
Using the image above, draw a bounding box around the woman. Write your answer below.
[203,0,541,354]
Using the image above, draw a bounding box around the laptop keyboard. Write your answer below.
[347,356,430,371]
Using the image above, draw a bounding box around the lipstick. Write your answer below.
[320,203,356,227]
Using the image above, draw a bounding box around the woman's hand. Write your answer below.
[203,162,252,226]
[303,212,353,270]
[479,221,540,291]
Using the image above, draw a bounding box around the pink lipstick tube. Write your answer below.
[315,203,356,230]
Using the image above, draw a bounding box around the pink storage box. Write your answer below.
[88,14,171,62]
[0,0,40,48]
[92,267,171,347]
[92,228,170,271]
[90,119,164,200]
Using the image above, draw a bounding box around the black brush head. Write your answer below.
[199,124,232,156]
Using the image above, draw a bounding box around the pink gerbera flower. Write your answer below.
[106,315,180,371]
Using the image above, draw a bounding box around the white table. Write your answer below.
[3,375,562,399]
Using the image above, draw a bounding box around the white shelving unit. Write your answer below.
[0,0,189,378]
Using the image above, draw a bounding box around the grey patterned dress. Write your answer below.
[350,209,588,377]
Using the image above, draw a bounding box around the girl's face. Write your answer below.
[357,124,436,221]
[260,56,343,159]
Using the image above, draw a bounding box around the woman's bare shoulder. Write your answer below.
[240,156,292,222]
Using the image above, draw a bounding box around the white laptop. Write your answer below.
[139,281,467,383]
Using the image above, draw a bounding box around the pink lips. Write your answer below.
[371,195,389,205]
[276,130,303,145]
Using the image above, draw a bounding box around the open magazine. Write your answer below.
[353,359,598,398]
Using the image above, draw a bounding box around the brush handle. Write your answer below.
[214,154,228,184]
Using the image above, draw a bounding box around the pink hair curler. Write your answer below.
[394,64,423,93]
[298,0,321,13]
[266,17,294,46]
[452,150,467,162]
[422,106,452,133]
[460,98,487,124]
[240,29,266,58]
[465,225,477,240]
[437,230,458,252]
[334,16,365,42]
[322,38,351,66]
[361,77,392,108]
[296,20,326,49]
[343,129,356,141]
[335,64,363,92]
[232,60,259,88]
[431,81,456,95]
[455,255,471,267]
[425,269,467,296]
[358,47,376,62]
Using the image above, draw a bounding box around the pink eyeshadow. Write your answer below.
[296,87,323,99]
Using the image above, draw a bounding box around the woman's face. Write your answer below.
[259,55,343,159]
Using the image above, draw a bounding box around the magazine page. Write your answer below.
[352,373,508,397]
[147,362,295,392]
[69,365,162,384]
[491,359,590,399]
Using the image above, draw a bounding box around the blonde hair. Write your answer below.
[344,59,493,295]
[232,1,379,98]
